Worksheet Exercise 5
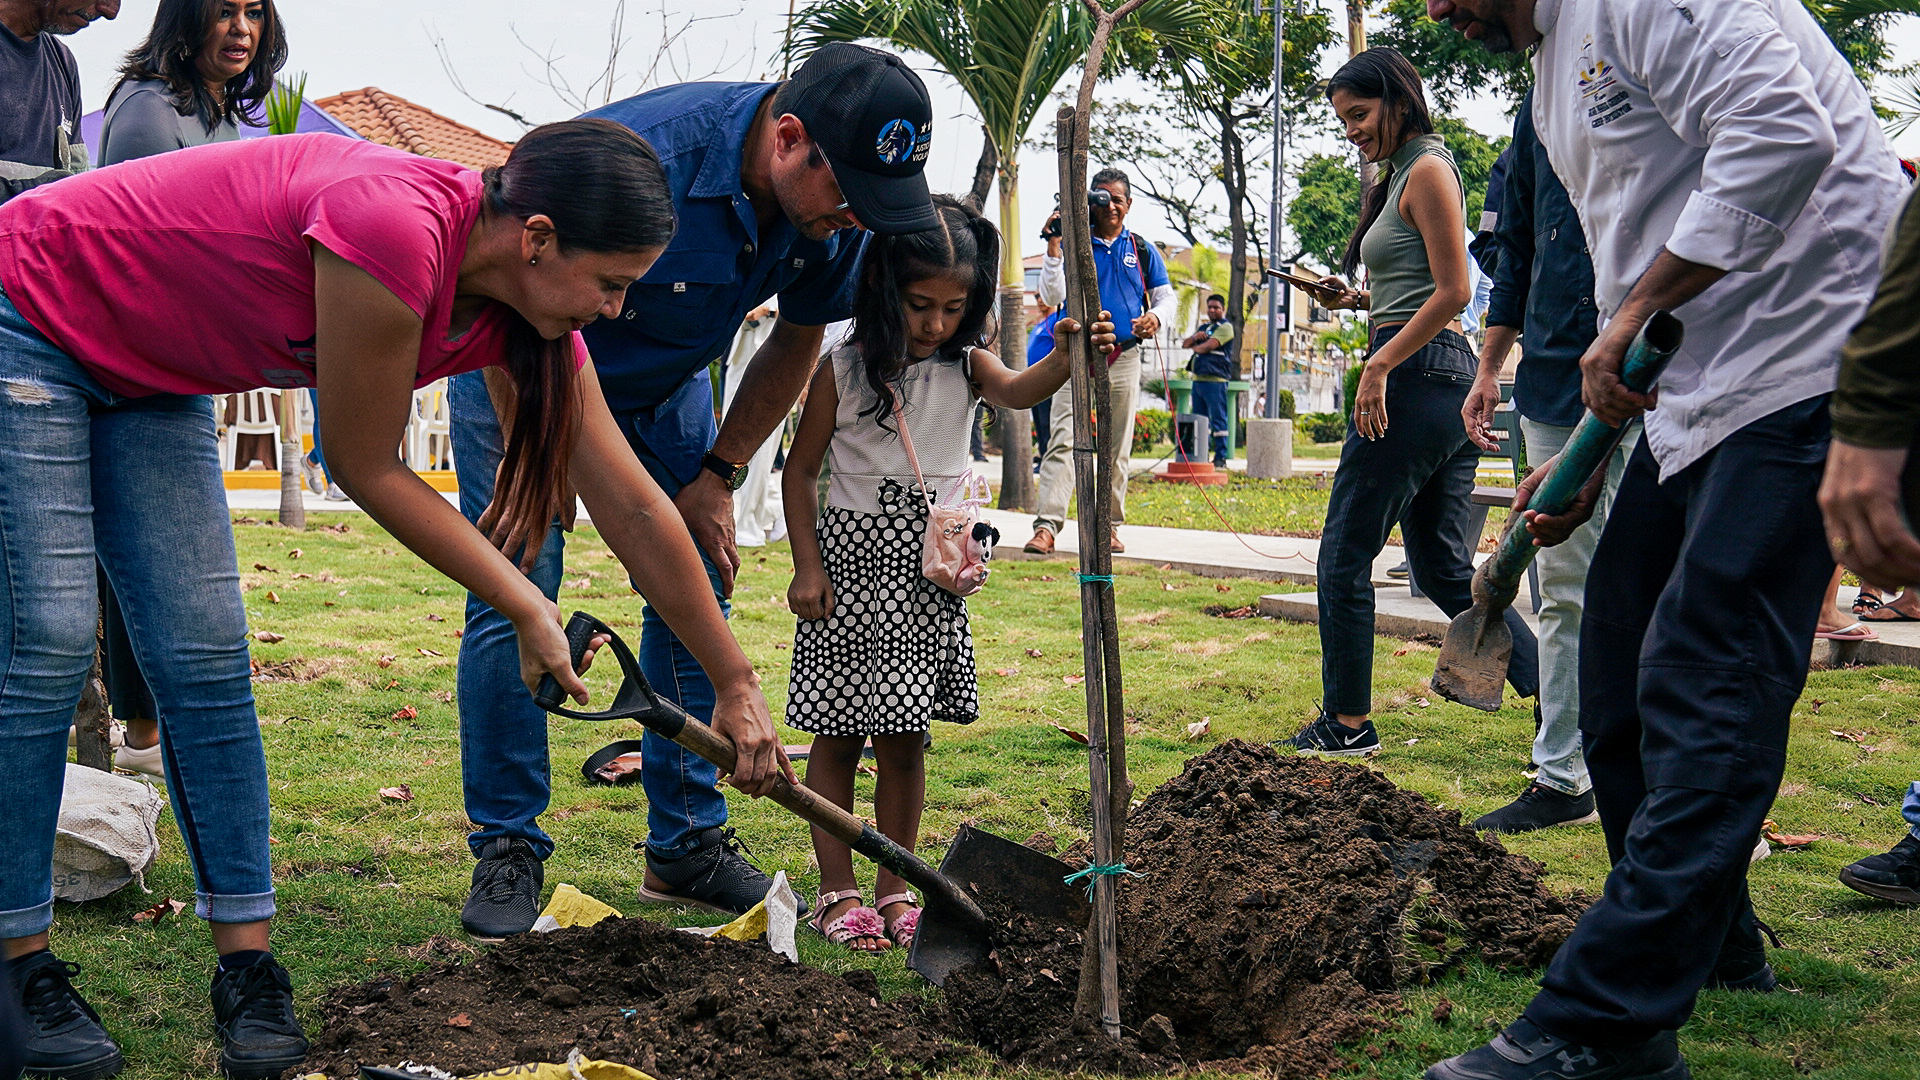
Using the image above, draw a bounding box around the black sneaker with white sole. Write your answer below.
[1423,1018,1689,1080]
[1473,784,1600,833]
[1839,833,1920,905]
[461,837,545,941]
[209,956,308,1079]
[10,950,123,1080]
[1278,712,1380,756]
[640,827,808,918]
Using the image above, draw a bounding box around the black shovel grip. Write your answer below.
[533,610,601,712]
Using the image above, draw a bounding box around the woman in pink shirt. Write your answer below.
[0,120,782,1080]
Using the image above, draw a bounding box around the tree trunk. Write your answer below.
[963,126,998,213]
[1348,0,1366,55]
[1219,106,1250,380]
[73,637,112,773]
[277,390,305,530]
[996,165,1037,512]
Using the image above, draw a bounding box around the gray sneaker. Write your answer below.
[638,827,808,918]
[1473,784,1600,833]
[1424,1019,1688,1080]
[460,837,543,941]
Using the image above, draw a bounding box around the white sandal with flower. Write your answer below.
[809,889,890,952]
[876,891,920,949]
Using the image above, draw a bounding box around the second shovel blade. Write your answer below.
[1432,605,1512,712]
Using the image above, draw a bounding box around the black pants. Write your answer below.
[1317,325,1539,715]
[1526,395,1832,1046]
[100,565,157,721]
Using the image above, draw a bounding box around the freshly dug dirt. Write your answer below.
[300,916,968,1080]
[304,740,1582,1079]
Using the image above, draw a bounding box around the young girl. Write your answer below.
[782,196,1112,951]
[1283,47,1538,758]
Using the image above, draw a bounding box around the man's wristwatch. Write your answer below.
[701,451,750,491]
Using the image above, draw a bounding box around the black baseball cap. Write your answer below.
[781,43,937,235]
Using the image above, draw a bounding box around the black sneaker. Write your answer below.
[638,827,807,918]
[10,951,123,1080]
[460,837,545,941]
[1706,916,1778,993]
[209,956,307,1079]
[1424,1018,1689,1080]
[1473,784,1600,833]
[1839,833,1920,905]
[1278,712,1379,757]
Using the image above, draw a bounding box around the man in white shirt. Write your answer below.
[1025,168,1177,555]
[1421,2,1907,1077]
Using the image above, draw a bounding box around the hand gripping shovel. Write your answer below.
[532,611,1089,985]
[1432,311,1684,711]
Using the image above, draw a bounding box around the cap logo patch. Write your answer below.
[876,119,918,166]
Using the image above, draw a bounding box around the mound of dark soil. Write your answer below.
[304,741,1582,1080]
[938,740,1586,1077]
[300,916,967,1080]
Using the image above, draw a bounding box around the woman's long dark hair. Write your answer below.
[1328,47,1434,277]
[114,0,288,130]
[484,119,676,544]
[848,194,999,432]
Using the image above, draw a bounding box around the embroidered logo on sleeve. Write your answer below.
[1577,36,1633,129]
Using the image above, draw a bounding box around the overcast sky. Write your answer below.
[53,1,1920,264]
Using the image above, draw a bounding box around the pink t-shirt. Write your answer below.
[0,134,586,396]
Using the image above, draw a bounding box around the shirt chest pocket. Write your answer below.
[624,249,737,347]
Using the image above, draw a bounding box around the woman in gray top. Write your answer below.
[99,0,286,166]
[1279,47,1539,757]
[93,0,287,781]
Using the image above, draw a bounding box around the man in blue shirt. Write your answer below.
[450,43,938,940]
[1026,307,1062,467]
[1027,168,1175,554]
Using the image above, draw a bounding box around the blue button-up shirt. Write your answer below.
[579,82,866,478]
[1487,87,1596,429]
[1090,229,1169,340]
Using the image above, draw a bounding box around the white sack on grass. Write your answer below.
[54,763,162,902]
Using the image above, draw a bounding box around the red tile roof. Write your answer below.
[313,87,512,170]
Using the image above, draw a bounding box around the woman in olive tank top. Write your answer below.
[1279,48,1538,757]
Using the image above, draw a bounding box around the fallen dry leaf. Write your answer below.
[379,784,414,803]
[1184,717,1211,741]
[1048,722,1090,745]
[1831,729,1864,744]
[1157,563,1173,571]
[446,1013,472,1028]
[1215,582,1231,592]
[378,656,396,669]
[1807,699,1826,714]
[132,898,186,924]
[565,578,592,590]
[288,549,302,559]
[856,763,879,777]
[418,647,443,657]
[424,613,445,622]
[264,591,280,604]
[253,631,284,644]
[392,705,418,721]
[1026,648,1044,658]
[292,572,313,579]
[383,679,399,690]
[1038,575,1058,582]
[1062,674,1086,686]
[252,562,276,572]
[1761,819,1822,847]
[993,667,1020,677]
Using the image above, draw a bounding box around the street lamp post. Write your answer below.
[1261,0,1287,418]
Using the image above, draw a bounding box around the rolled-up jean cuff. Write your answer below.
[196,890,277,924]
[0,899,55,939]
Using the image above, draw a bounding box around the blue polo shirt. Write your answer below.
[1088,228,1168,341]
[579,82,867,474]
[1027,310,1061,366]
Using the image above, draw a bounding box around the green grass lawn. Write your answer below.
[50,513,1920,1079]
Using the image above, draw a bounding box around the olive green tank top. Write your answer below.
[1358,134,1464,327]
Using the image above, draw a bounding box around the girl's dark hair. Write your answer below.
[848,194,999,432]
[1327,47,1434,276]
[484,118,677,543]
[114,0,288,130]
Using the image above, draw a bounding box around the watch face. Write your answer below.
[727,465,749,491]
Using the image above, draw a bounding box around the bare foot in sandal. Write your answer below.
[811,890,890,952]
[877,891,920,949]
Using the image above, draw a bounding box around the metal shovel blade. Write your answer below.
[908,824,1090,987]
[1432,605,1513,712]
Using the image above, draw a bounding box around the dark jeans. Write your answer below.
[1032,400,1052,464]
[1526,395,1833,1047]
[1190,379,1230,466]
[100,567,155,721]
[1317,324,1538,715]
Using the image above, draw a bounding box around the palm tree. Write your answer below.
[788,0,1209,507]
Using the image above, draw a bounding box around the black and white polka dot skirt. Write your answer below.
[785,495,979,735]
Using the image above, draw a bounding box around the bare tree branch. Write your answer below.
[963,126,998,212]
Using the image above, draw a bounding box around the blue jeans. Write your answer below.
[1189,379,1230,466]
[1527,396,1833,1046]
[0,289,274,936]
[450,371,728,860]
[1904,781,1920,839]
[1317,325,1539,715]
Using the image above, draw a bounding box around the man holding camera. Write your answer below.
[1181,293,1237,469]
[1026,168,1175,555]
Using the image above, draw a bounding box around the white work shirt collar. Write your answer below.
[1533,0,1561,36]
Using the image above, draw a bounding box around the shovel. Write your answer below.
[532,611,1089,986]
[1432,311,1684,711]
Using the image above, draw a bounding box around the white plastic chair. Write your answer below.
[229,389,280,469]
[410,380,453,470]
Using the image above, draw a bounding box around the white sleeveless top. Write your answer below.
[825,343,980,515]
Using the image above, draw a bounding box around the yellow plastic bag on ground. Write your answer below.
[460,1050,655,1079]
[530,884,621,932]
[676,870,798,961]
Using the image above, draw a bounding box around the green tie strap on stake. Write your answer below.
[1063,862,1142,900]
[1077,573,1114,585]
